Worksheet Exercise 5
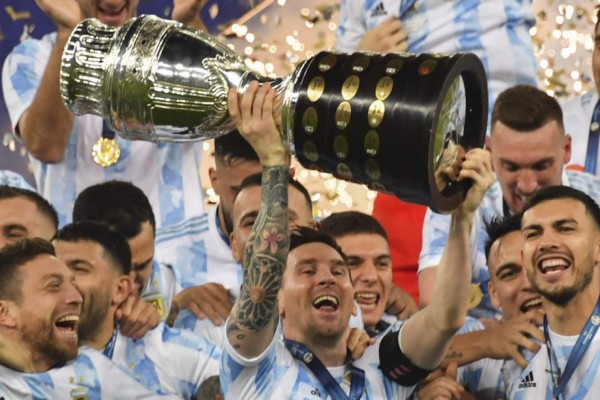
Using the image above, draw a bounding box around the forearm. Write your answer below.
[401,209,474,369]
[19,30,74,163]
[441,330,490,368]
[226,165,289,358]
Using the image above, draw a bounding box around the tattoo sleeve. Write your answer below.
[226,165,289,356]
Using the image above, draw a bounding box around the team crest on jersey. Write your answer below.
[143,291,167,320]
[70,387,89,400]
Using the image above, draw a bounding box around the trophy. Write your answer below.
[60,15,487,213]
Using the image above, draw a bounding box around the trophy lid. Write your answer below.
[60,18,120,116]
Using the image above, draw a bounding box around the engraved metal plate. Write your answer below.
[385,58,404,76]
[375,76,393,101]
[307,77,326,102]
[351,56,371,74]
[341,75,360,101]
[367,100,385,128]
[364,130,380,156]
[318,55,337,72]
[303,107,318,134]
[335,102,352,130]
[333,134,349,160]
[303,141,319,162]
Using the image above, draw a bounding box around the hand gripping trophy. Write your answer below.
[60,15,487,213]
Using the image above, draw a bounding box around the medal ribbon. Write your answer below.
[102,121,116,141]
[584,99,600,174]
[543,297,600,399]
[283,338,365,400]
[102,329,119,359]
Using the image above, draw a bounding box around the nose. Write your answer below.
[66,281,83,306]
[359,261,378,285]
[516,171,539,196]
[316,268,336,287]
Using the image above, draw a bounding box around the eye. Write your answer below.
[499,270,518,281]
[523,230,539,240]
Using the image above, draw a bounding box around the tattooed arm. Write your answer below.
[225,81,290,359]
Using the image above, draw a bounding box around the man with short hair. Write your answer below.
[508,186,600,398]
[0,238,174,399]
[73,180,176,326]
[53,222,220,399]
[0,185,58,248]
[2,0,208,227]
[220,80,494,398]
[419,84,600,319]
[319,211,395,336]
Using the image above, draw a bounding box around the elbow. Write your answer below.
[26,143,65,163]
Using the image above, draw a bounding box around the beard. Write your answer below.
[528,263,594,306]
[78,291,111,343]
[24,321,78,368]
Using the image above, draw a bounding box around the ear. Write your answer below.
[208,167,220,195]
[484,135,492,152]
[277,291,285,319]
[230,232,242,263]
[113,275,133,306]
[563,134,572,164]
[488,281,501,310]
[0,301,17,328]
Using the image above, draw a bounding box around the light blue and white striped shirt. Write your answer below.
[2,33,205,228]
[0,347,177,399]
[336,0,539,121]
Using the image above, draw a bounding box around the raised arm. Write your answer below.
[225,82,290,359]
[400,148,495,369]
[16,1,81,162]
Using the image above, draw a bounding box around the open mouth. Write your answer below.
[520,296,543,313]
[98,4,127,24]
[55,315,80,337]
[537,257,570,276]
[312,295,340,312]
[355,292,379,308]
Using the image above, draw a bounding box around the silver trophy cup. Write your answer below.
[60,15,488,212]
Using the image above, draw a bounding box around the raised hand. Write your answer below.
[166,283,233,327]
[357,16,409,53]
[35,0,82,32]
[386,284,418,320]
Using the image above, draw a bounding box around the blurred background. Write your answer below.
[0,0,598,215]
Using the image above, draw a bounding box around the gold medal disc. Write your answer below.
[92,138,121,167]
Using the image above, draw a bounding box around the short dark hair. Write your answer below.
[0,185,59,231]
[54,222,132,275]
[595,7,600,34]
[521,186,600,230]
[214,130,260,165]
[491,85,564,134]
[484,214,522,264]
[235,172,312,213]
[73,181,156,238]
[319,211,388,241]
[289,226,346,260]
[0,238,56,302]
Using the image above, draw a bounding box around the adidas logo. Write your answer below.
[518,371,536,389]
[370,2,387,17]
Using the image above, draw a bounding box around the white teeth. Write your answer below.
[541,259,569,268]
[523,298,542,309]
[56,315,79,323]
[355,293,377,299]
[312,295,339,307]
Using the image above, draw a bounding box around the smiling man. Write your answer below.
[2,0,208,227]
[219,81,494,398]
[508,186,600,399]
[319,211,394,336]
[419,85,600,319]
[0,238,173,399]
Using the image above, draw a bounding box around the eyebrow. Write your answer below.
[499,157,554,168]
[494,262,521,278]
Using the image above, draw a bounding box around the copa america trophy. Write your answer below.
[60,15,487,213]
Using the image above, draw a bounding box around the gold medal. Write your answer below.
[468,283,484,309]
[92,137,121,167]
